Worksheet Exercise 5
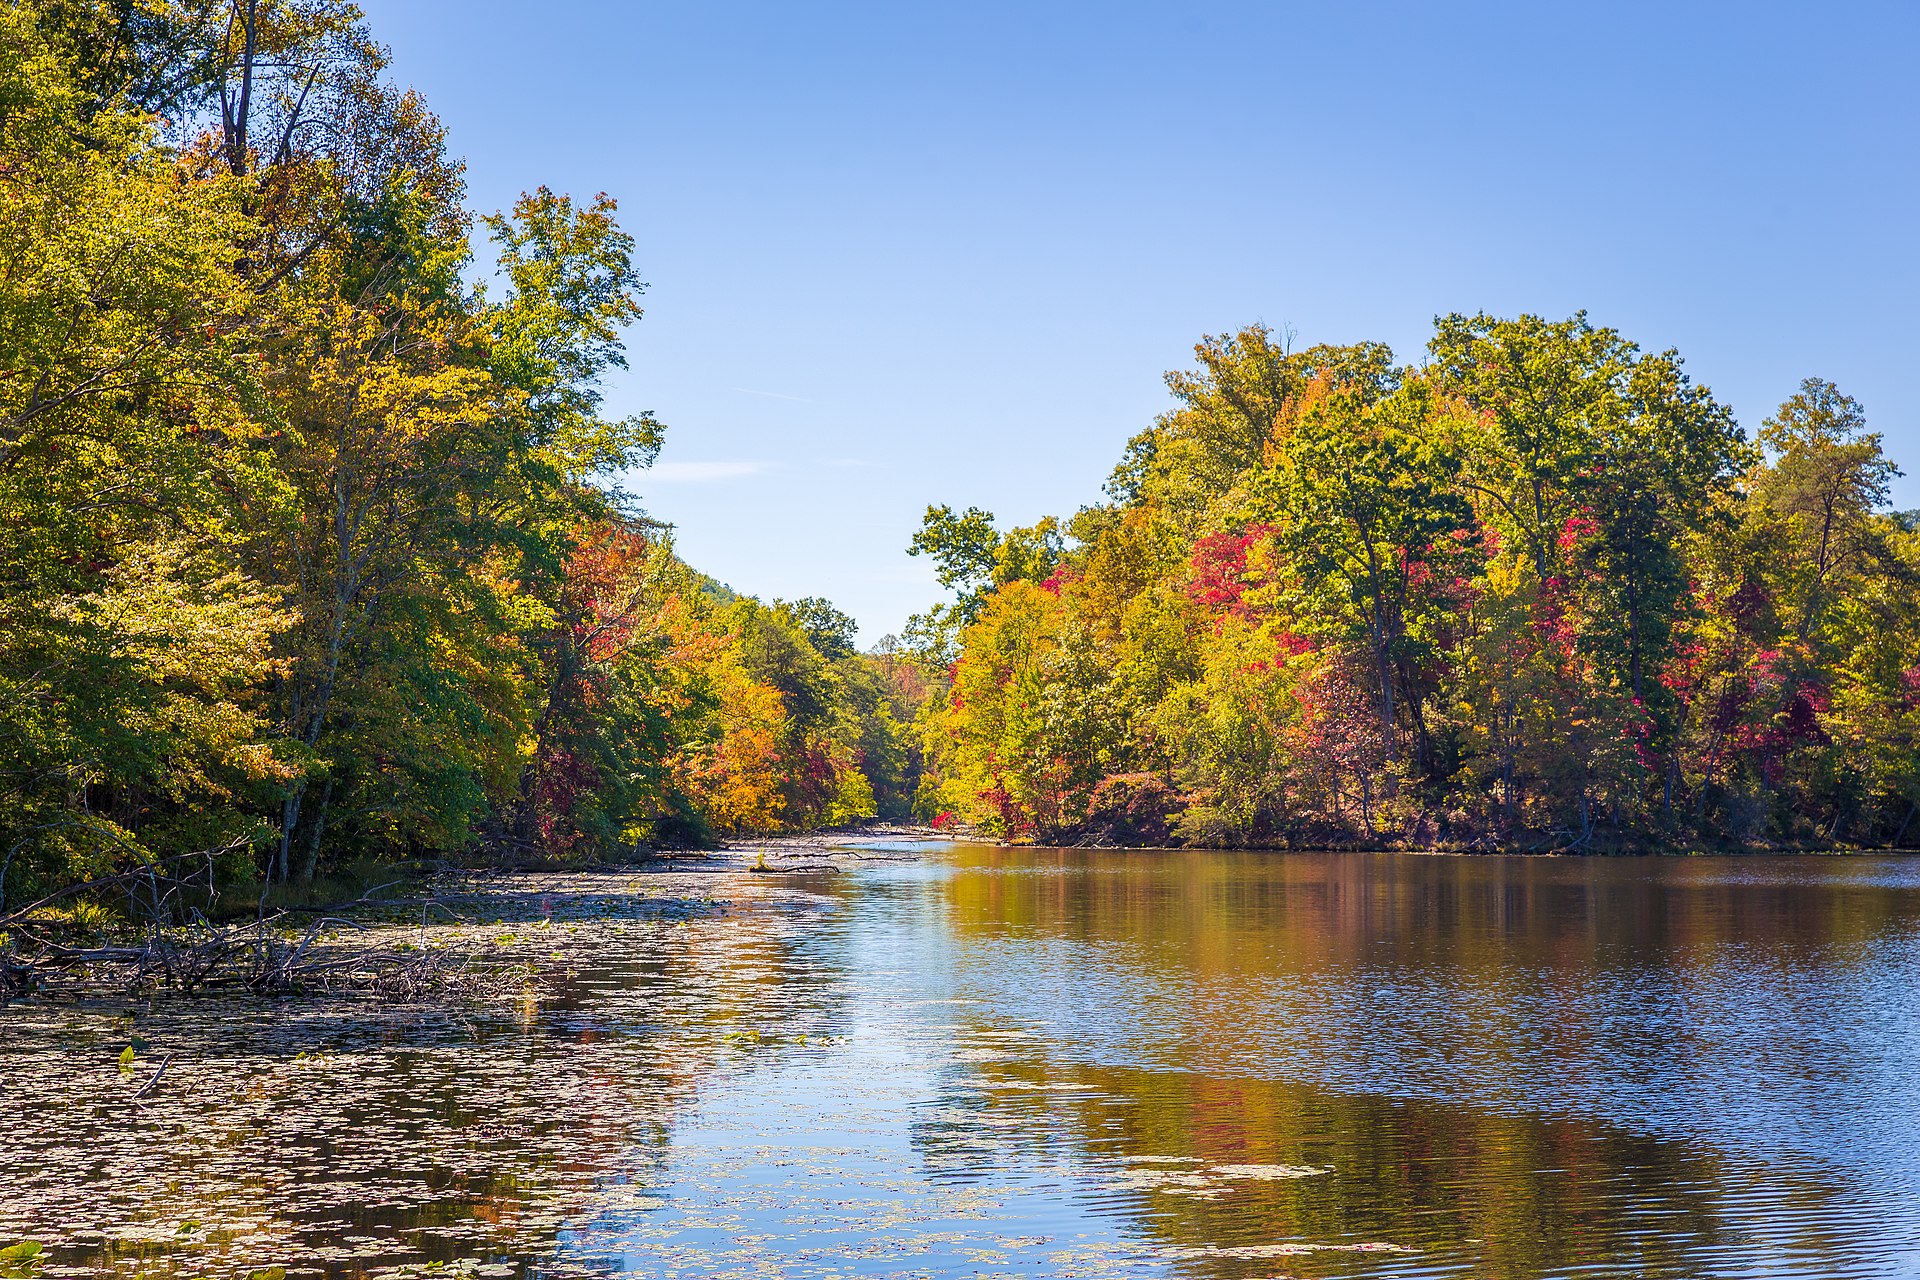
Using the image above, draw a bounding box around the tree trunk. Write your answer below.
[276,781,303,884]
[299,776,334,884]
[511,632,579,845]
[1627,582,1643,703]
[226,0,259,176]
[1368,610,1397,764]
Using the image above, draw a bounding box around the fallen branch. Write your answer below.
[0,842,246,931]
[130,1052,173,1102]
[6,912,533,1004]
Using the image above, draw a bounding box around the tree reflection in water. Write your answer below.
[6,851,1919,1278]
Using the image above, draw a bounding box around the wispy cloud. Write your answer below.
[730,386,811,403]
[646,460,771,484]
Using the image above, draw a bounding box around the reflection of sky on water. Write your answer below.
[557,849,1920,1278]
[553,1027,1189,1277]
[8,851,1919,1278]
[900,856,1920,1158]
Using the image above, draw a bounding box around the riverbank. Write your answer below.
[0,861,858,1275]
[7,847,1916,1278]
[0,827,958,1005]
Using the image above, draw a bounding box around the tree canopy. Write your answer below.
[909,321,1920,851]
[0,0,923,911]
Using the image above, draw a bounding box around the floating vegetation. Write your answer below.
[1208,1164,1332,1180]
[5,864,1417,1280]
[0,869,818,1279]
[6,852,1911,1279]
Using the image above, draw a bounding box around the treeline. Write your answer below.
[0,0,919,908]
[908,318,1920,850]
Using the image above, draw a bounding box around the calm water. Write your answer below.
[5,846,1920,1278]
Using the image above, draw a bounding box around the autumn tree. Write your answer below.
[0,6,284,899]
[918,314,1913,850]
[1252,376,1476,783]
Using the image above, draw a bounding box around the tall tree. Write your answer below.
[1752,378,1901,644]
[0,6,283,895]
[1253,377,1475,779]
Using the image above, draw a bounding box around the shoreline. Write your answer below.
[714,825,1916,859]
[11,832,1905,1002]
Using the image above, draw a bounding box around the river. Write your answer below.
[4,843,1918,1278]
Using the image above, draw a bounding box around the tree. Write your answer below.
[921,581,1078,836]
[1753,378,1901,644]
[1434,313,1746,830]
[1110,325,1397,528]
[0,5,283,897]
[783,597,859,661]
[0,0,925,913]
[1430,312,1624,582]
[1252,377,1476,780]
[918,313,1912,850]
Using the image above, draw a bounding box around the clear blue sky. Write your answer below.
[372,1,1919,643]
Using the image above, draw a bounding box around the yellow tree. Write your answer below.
[0,6,287,896]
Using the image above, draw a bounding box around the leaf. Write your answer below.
[118,1047,136,1074]
[0,1244,41,1261]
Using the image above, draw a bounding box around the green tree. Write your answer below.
[1110,326,1397,528]
[1753,378,1901,644]
[0,5,282,898]
[1253,377,1475,780]
[1430,312,1624,580]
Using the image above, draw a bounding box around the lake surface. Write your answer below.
[5,845,1920,1279]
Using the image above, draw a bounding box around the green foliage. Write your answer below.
[0,0,924,913]
[904,508,1070,667]
[909,504,1000,622]
[1252,375,1475,776]
[918,315,1919,850]
[783,597,859,661]
[0,1239,42,1279]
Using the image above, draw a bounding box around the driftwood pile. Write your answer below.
[0,849,527,1003]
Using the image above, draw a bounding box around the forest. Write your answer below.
[906,322,1920,851]
[7,1,1916,930]
[0,0,927,913]
[6,5,1914,1275]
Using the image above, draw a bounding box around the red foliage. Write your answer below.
[1187,525,1273,615]
[527,742,601,853]
[1727,577,1772,628]
[977,779,1027,836]
[562,528,655,661]
[1077,773,1180,845]
[516,521,659,847]
[1557,511,1599,552]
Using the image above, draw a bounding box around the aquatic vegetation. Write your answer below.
[6,850,1917,1277]
[0,870,829,1278]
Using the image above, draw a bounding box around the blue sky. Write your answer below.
[372,1,1919,642]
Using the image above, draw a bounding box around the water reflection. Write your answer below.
[0,877,851,1278]
[894,849,1920,1276]
[910,1045,1863,1278]
[5,851,1919,1278]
